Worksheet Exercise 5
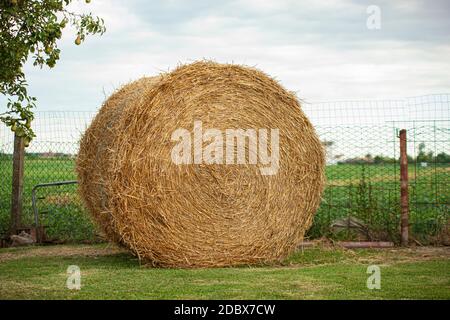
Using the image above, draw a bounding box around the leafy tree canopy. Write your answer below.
[0,0,105,146]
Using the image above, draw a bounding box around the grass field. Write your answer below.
[0,158,449,243]
[0,244,449,299]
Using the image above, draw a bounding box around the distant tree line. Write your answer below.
[0,151,73,159]
[338,143,450,165]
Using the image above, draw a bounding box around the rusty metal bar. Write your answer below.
[338,241,394,249]
[399,129,409,246]
[299,241,395,249]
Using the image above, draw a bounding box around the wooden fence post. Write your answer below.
[399,129,409,246]
[10,133,25,234]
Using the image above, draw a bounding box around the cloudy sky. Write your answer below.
[16,0,450,111]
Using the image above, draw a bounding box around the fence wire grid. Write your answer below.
[0,94,449,244]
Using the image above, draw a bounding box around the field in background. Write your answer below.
[0,244,449,299]
[0,157,448,244]
[0,157,94,241]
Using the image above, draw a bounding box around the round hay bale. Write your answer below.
[76,61,325,267]
[77,76,161,243]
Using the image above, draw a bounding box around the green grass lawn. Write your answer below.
[0,244,449,299]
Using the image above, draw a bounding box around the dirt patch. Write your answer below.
[0,244,127,263]
[352,246,450,265]
[292,240,450,267]
[0,244,448,266]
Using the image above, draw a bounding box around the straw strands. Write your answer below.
[76,61,325,267]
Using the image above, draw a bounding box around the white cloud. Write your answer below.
[3,0,448,113]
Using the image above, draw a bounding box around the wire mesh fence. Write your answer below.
[403,120,450,244]
[0,112,95,239]
[0,95,449,243]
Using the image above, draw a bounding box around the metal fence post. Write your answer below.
[10,133,25,234]
[399,129,409,246]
